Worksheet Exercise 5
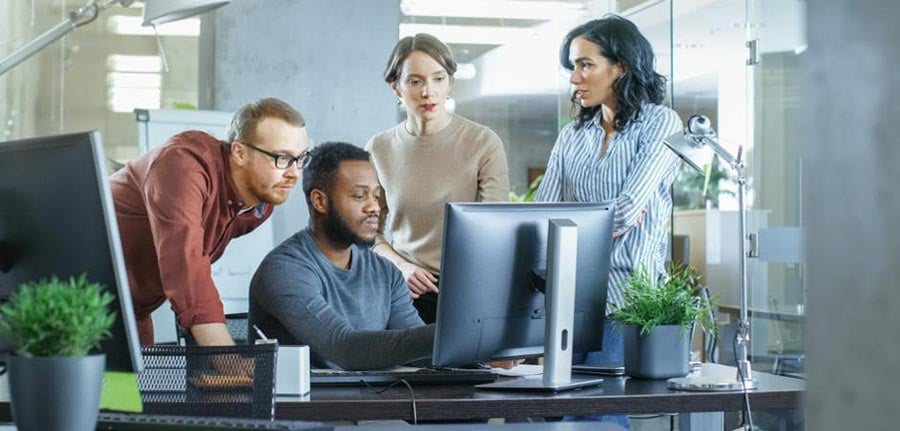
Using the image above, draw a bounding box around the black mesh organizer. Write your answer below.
[138,344,278,419]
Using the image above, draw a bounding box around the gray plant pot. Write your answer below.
[8,353,105,431]
[623,324,690,379]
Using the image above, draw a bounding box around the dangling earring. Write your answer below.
[397,98,403,106]
[445,96,456,114]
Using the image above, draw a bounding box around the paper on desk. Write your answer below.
[489,364,544,377]
[100,372,143,413]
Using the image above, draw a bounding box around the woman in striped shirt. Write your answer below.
[537,16,683,375]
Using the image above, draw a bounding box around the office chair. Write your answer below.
[767,296,806,375]
[671,234,691,267]
[175,312,251,346]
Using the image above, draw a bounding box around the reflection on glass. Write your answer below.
[0,1,199,163]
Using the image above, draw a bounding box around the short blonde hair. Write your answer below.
[225,97,305,144]
[383,33,457,84]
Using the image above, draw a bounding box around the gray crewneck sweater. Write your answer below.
[249,228,435,370]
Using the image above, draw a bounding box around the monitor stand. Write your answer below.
[477,219,604,392]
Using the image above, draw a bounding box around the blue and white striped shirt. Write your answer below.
[536,103,683,310]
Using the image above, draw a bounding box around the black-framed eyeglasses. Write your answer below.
[242,142,309,170]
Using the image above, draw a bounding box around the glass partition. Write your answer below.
[0,0,200,163]
[747,0,806,376]
[411,0,806,376]
[662,0,806,376]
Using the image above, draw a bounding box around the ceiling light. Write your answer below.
[454,63,477,80]
[109,15,201,36]
[401,0,585,20]
[400,23,538,45]
[107,55,163,73]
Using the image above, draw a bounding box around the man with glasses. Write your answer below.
[111,97,309,346]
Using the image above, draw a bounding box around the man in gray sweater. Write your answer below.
[249,142,434,370]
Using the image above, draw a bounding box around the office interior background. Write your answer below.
[0,0,896,429]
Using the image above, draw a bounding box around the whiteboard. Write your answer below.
[136,109,274,343]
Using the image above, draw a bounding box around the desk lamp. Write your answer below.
[664,115,759,392]
[0,0,230,77]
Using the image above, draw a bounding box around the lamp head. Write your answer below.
[142,0,230,27]
[687,114,712,137]
[663,114,717,173]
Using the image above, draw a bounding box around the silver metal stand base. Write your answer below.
[477,376,604,392]
[667,375,758,391]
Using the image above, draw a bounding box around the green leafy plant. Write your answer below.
[0,274,116,357]
[673,156,736,210]
[170,101,197,110]
[611,264,717,336]
[509,174,544,202]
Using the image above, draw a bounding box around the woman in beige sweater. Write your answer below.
[366,33,510,323]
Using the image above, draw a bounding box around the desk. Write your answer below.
[0,364,803,430]
[718,304,805,323]
[275,364,802,427]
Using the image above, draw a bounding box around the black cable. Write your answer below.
[398,379,418,425]
[733,330,755,430]
[360,378,418,425]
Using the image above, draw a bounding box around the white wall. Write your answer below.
[805,1,900,429]
[212,0,401,242]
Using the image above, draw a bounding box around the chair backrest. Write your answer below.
[138,344,277,419]
[671,234,691,266]
[174,312,251,346]
[226,312,250,344]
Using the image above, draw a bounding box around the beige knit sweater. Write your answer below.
[366,115,510,274]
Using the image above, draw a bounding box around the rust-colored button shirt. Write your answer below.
[110,131,273,344]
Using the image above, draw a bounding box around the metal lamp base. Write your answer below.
[667,375,758,392]
[478,376,604,392]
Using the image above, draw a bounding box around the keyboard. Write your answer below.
[96,412,332,431]
[310,367,498,386]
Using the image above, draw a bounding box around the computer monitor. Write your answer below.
[433,203,613,390]
[0,131,144,372]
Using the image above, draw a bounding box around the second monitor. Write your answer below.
[433,202,614,384]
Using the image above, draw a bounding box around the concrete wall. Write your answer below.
[213,0,400,241]
[805,2,900,429]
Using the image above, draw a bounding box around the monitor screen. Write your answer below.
[432,202,613,367]
[0,131,144,372]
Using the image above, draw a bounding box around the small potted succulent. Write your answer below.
[611,264,716,379]
[0,274,116,431]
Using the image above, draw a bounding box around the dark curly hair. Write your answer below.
[560,15,667,131]
[302,142,370,209]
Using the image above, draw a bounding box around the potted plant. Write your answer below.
[0,274,116,431]
[611,264,716,379]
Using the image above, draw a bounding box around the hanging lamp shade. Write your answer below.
[142,0,231,27]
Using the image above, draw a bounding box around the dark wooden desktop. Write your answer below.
[274,364,803,422]
[0,364,803,428]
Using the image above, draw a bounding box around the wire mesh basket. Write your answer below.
[138,344,278,419]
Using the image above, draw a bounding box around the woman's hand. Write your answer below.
[398,261,438,299]
[613,208,647,238]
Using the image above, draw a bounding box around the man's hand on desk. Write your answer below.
[486,359,525,370]
[188,323,257,379]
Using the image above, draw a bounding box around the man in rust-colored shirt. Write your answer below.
[110,98,309,346]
